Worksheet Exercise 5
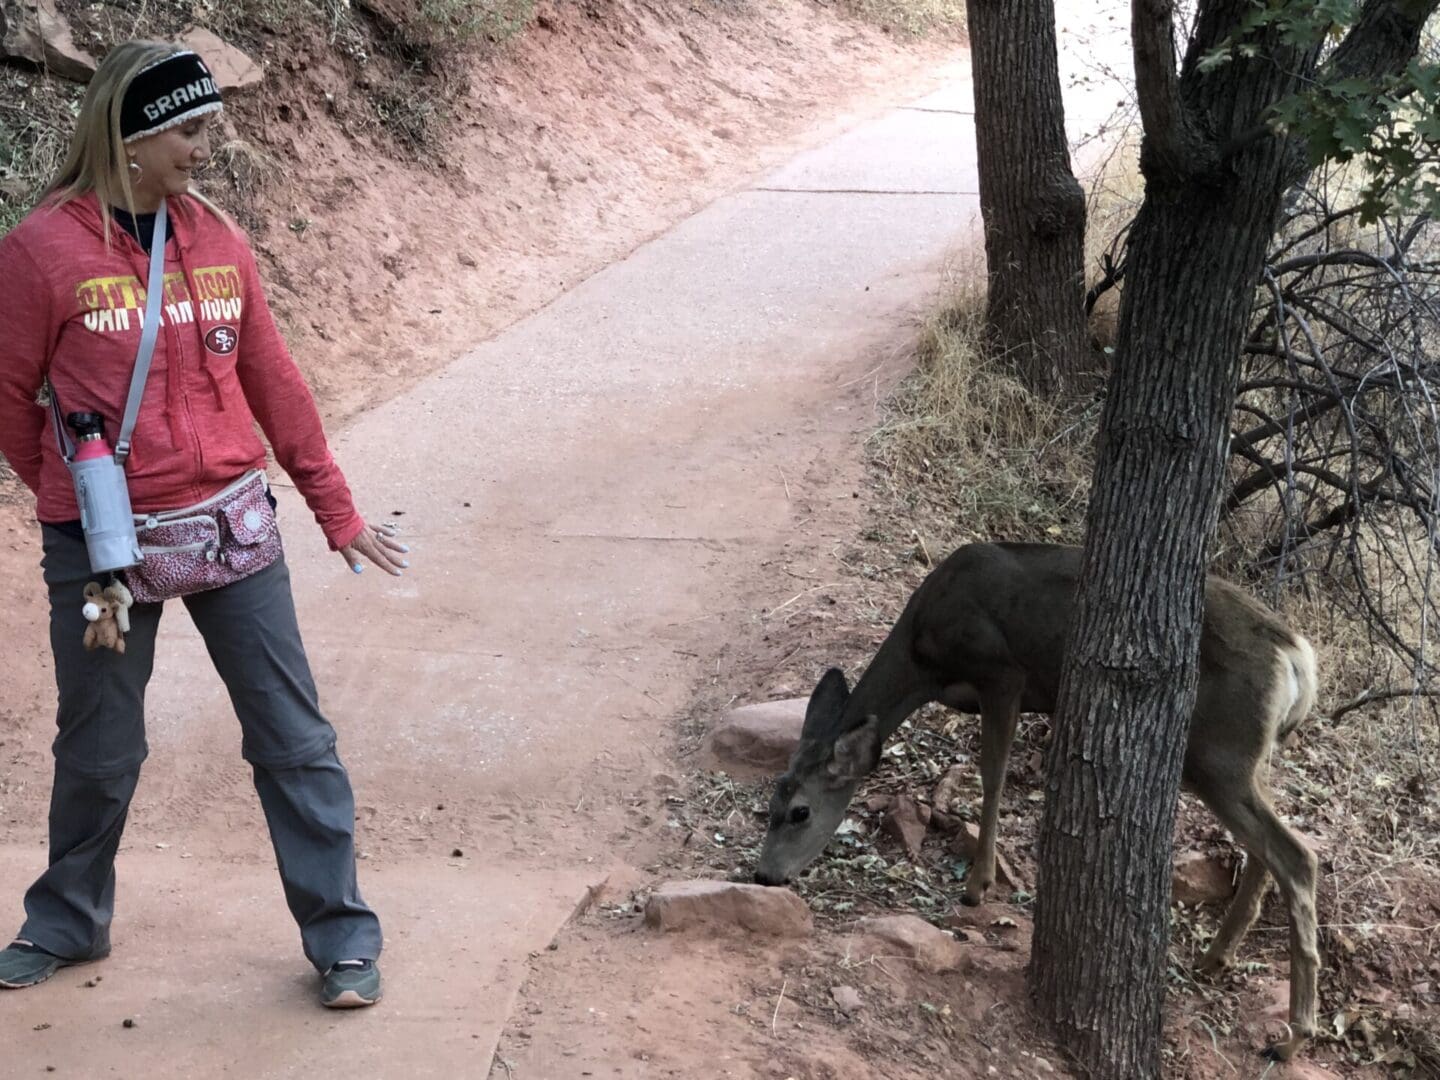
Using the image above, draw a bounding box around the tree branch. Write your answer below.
[1281,0,1440,188]
[1232,180,1440,697]
[1327,0,1440,84]
[1085,253,1126,315]
[1132,0,1196,183]
[1329,686,1440,722]
[1271,250,1404,276]
[1228,456,1355,513]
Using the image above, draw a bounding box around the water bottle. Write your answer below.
[66,412,142,573]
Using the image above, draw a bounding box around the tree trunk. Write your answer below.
[1028,4,1319,1075]
[966,0,1088,394]
[1029,183,1286,1080]
[1021,0,1439,1072]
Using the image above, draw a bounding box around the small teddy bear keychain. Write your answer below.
[81,579,134,654]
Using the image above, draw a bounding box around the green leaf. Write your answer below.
[1197,47,1234,73]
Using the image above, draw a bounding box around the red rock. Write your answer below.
[1274,1060,1335,1080]
[953,822,981,859]
[952,823,1027,892]
[883,795,929,860]
[929,809,961,833]
[852,914,968,973]
[704,699,808,773]
[0,0,97,82]
[946,903,1034,963]
[352,0,410,37]
[932,764,968,816]
[1172,850,1235,906]
[1256,979,1290,1022]
[178,28,264,93]
[643,880,812,937]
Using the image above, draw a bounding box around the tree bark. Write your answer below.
[1028,3,1312,1075]
[1028,0,1439,1075]
[966,0,1088,393]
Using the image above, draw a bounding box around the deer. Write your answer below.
[754,542,1320,1061]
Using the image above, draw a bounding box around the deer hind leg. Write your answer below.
[963,679,1021,907]
[1200,778,1319,1061]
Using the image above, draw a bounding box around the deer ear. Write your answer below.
[827,715,881,785]
[802,668,850,738]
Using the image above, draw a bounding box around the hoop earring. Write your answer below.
[127,159,142,182]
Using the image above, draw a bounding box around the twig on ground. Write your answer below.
[771,978,788,1037]
[767,583,845,618]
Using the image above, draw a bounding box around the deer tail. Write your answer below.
[1276,633,1318,741]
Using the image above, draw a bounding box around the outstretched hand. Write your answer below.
[339,521,410,577]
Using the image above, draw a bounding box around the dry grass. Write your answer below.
[0,0,534,184]
[206,138,288,231]
[0,69,83,234]
[861,140,1149,556]
[868,263,1096,552]
[1081,136,1143,352]
[838,0,966,39]
[0,457,22,505]
[414,0,536,46]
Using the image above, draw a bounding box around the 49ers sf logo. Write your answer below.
[205,325,239,355]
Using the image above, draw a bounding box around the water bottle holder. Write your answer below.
[68,455,142,574]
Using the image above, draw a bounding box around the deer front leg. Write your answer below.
[963,681,1021,907]
[1197,853,1270,974]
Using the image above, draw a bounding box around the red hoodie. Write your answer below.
[0,193,364,550]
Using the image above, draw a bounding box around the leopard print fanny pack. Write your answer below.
[124,470,284,604]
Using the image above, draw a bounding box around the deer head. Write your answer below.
[754,668,882,886]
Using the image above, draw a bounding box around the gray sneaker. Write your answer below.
[0,940,83,989]
[321,959,381,1008]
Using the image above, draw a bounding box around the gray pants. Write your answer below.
[18,525,382,973]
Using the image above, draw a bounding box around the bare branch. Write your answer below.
[1329,687,1440,723]
[1271,250,1404,276]
[1085,253,1126,315]
[1219,180,1440,689]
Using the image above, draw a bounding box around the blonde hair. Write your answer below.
[44,40,229,246]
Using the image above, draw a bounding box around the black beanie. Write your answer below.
[120,51,223,143]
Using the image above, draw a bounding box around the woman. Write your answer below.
[0,42,407,1007]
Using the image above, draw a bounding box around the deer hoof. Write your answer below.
[961,881,990,907]
[1195,949,1232,977]
[1260,1032,1309,1063]
[1260,1044,1286,1063]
